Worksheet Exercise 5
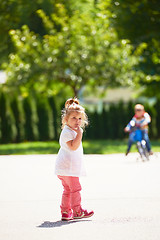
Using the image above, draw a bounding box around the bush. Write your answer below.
[23,96,39,141]
[0,92,17,143]
[48,96,60,141]
[155,99,160,138]
[11,95,25,142]
[36,95,54,141]
[0,90,160,143]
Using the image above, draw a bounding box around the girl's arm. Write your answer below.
[66,127,83,151]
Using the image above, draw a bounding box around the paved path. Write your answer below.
[0,153,160,240]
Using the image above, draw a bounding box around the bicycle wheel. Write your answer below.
[141,140,150,161]
[136,141,145,161]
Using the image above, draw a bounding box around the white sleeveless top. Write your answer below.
[55,125,86,177]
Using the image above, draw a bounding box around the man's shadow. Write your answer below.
[37,219,91,228]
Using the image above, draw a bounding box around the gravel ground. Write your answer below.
[0,153,160,240]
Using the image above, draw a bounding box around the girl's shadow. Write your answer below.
[37,219,91,228]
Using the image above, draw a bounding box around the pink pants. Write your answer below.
[58,175,82,215]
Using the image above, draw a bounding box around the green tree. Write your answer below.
[109,0,160,98]
[4,1,136,96]
[0,0,56,65]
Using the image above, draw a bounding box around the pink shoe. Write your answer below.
[61,212,73,221]
[73,209,94,219]
[82,209,94,218]
[73,211,85,219]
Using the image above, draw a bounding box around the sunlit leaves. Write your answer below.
[4,0,137,96]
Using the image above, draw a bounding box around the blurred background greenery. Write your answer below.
[0,0,160,153]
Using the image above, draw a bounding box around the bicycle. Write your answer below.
[134,128,150,161]
[128,127,150,162]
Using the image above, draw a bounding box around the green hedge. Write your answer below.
[0,92,160,143]
[85,100,159,140]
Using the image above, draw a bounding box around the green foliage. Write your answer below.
[0,139,160,155]
[10,95,25,142]
[3,1,136,96]
[0,0,160,100]
[109,0,160,98]
[0,0,160,144]
[0,91,160,143]
[155,99,160,138]
[0,92,17,143]
[23,96,39,141]
[36,94,54,140]
[109,0,160,43]
[0,0,56,65]
[85,100,159,140]
[48,96,60,140]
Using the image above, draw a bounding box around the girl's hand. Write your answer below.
[67,126,83,151]
[74,126,83,136]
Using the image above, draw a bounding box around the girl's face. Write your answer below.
[66,111,83,130]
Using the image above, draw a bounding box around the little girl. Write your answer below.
[55,97,94,221]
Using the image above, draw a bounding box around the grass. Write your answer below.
[83,140,160,154]
[0,140,159,155]
[0,141,59,155]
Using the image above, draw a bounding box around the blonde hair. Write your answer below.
[61,97,88,129]
[134,104,144,111]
